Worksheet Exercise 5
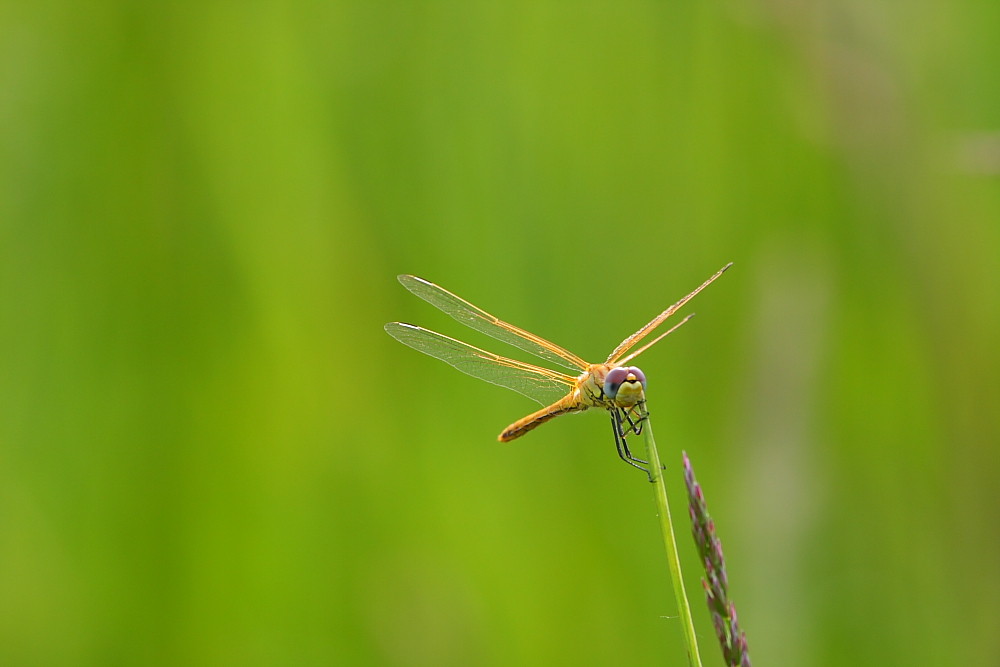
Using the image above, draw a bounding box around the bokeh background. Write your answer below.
[2,2,999,665]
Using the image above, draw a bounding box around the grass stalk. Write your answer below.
[641,415,703,667]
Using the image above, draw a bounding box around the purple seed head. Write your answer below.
[684,451,752,666]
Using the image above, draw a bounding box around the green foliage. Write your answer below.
[1,2,998,665]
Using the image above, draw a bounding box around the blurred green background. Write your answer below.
[2,2,998,665]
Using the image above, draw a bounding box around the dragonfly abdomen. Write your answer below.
[498,395,583,442]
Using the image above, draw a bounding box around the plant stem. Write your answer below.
[642,415,703,667]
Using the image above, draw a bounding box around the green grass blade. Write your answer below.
[641,415,703,667]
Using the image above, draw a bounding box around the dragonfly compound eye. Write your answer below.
[605,366,646,398]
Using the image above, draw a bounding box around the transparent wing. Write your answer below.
[385,322,576,405]
[606,263,733,364]
[398,275,589,372]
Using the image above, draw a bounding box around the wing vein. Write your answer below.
[606,263,732,364]
[398,275,589,371]
[384,322,576,405]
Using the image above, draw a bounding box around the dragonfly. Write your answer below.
[384,263,731,477]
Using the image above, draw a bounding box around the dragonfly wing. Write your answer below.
[606,263,732,364]
[385,322,576,405]
[398,275,589,372]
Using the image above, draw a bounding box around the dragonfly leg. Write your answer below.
[620,404,648,437]
[622,409,637,434]
[610,409,653,481]
[619,425,648,465]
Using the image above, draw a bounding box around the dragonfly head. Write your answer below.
[604,366,646,406]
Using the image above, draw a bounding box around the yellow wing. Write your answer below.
[606,263,733,365]
[397,275,589,372]
[384,322,576,405]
